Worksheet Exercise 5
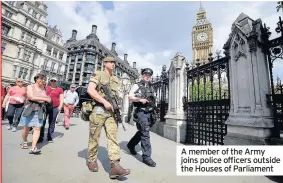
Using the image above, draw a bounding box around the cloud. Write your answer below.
[46,1,281,78]
[46,1,112,45]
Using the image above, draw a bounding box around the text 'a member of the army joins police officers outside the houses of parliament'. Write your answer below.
[86,56,130,179]
[127,68,157,167]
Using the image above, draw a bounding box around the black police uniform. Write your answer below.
[127,68,157,167]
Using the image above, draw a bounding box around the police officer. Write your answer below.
[87,56,130,179]
[127,68,157,167]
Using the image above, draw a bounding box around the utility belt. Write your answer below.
[93,102,104,108]
[135,106,154,114]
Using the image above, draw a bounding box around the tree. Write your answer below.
[188,80,228,101]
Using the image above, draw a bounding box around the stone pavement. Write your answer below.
[2,115,280,183]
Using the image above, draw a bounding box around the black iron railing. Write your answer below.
[262,16,283,137]
[151,65,169,122]
[183,55,230,145]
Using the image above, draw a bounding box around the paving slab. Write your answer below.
[2,116,280,183]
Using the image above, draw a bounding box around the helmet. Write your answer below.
[141,68,153,76]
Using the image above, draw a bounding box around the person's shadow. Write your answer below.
[77,146,128,181]
[265,176,283,183]
[119,141,143,163]
[57,124,77,127]
[36,131,64,149]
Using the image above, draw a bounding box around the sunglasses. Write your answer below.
[17,81,23,83]
[50,80,57,82]
[71,87,75,88]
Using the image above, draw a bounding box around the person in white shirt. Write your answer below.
[63,84,79,130]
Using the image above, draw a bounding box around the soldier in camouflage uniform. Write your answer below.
[87,56,130,179]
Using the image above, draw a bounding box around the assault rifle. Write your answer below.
[134,93,159,124]
[101,84,126,131]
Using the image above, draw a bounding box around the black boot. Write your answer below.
[127,143,137,155]
[143,158,156,167]
[38,137,43,143]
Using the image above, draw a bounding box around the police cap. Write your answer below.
[141,68,153,76]
[103,56,115,62]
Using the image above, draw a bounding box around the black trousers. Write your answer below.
[40,107,59,139]
[6,103,24,127]
[128,110,154,161]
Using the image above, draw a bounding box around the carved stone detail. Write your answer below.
[247,30,258,53]
[170,68,175,82]
[232,34,247,61]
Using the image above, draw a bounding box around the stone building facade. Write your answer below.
[63,25,139,87]
[2,1,48,85]
[40,25,68,82]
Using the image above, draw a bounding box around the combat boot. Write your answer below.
[88,161,98,172]
[127,143,137,155]
[109,161,130,179]
[143,158,156,167]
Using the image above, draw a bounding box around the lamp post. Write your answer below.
[120,73,131,123]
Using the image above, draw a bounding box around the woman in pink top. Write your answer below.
[2,78,27,132]
[19,73,51,154]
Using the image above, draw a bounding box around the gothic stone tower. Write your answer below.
[192,3,213,65]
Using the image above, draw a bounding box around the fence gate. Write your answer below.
[262,16,283,137]
[183,55,230,145]
[152,65,169,122]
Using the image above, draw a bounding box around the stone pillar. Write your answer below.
[51,48,54,57]
[8,27,14,37]
[122,93,129,123]
[18,46,24,60]
[29,52,34,63]
[94,54,98,71]
[57,51,60,59]
[223,13,273,145]
[43,44,47,53]
[80,52,86,85]
[72,54,77,83]
[162,53,187,143]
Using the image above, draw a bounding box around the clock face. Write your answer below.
[197,32,208,42]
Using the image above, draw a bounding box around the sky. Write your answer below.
[46,1,282,81]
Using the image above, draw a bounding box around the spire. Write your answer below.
[198,1,205,13]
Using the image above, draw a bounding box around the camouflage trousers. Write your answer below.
[88,106,120,163]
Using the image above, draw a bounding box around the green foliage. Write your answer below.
[188,80,228,101]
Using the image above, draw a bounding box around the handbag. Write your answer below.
[46,100,53,112]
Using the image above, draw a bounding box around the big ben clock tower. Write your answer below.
[192,3,213,65]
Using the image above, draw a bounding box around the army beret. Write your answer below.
[103,57,115,62]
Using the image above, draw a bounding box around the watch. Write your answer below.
[197,32,208,42]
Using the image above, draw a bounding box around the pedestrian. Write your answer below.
[2,85,11,120]
[87,56,130,179]
[38,77,63,143]
[2,78,27,132]
[19,73,52,154]
[29,80,47,134]
[1,84,5,120]
[1,84,4,102]
[127,68,157,167]
[63,84,79,130]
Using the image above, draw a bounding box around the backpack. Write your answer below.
[81,100,96,121]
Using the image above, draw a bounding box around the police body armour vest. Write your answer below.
[134,81,155,108]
